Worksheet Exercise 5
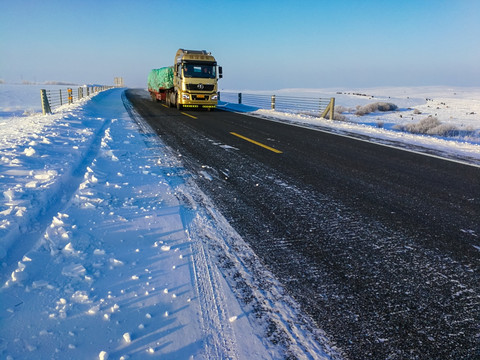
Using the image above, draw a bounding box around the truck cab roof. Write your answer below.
[175,49,216,64]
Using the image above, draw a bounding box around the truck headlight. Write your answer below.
[182,94,190,100]
[211,94,218,100]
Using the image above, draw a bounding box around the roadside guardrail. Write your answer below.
[219,92,335,119]
[40,85,113,115]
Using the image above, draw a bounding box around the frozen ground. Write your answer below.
[0,84,479,359]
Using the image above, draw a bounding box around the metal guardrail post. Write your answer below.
[40,89,51,115]
[238,93,242,104]
[271,95,275,110]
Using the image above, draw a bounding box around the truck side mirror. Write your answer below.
[219,66,223,79]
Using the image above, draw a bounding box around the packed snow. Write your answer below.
[1,83,479,359]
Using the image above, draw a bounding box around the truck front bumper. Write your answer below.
[180,93,218,108]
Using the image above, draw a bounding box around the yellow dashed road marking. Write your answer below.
[230,132,283,154]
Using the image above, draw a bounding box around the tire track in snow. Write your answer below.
[183,209,239,360]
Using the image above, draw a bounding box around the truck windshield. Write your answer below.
[183,63,216,79]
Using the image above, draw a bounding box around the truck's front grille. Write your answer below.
[192,95,209,100]
[186,84,215,91]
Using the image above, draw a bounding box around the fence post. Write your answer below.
[59,89,63,106]
[320,97,335,120]
[271,95,276,110]
[78,87,83,100]
[40,89,51,115]
[329,97,335,120]
[238,93,242,104]
[68,88,73,104]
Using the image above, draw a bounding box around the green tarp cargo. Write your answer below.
[148,67,174,91]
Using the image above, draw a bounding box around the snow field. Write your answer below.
[0,95,104,259]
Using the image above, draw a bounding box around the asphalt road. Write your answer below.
[124,89,480,359]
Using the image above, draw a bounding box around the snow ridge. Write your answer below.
[186,213,239,359]
[0,93,111,272]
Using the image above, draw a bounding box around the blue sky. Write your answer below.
[1,0,479,90]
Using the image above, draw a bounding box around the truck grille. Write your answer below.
[186,84,215,91]
[192,95,209,100]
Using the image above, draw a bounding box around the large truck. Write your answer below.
[148,49,222,110]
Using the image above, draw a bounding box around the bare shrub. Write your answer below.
[355,102,398,116]
[428,124,457,136]
[409,116,441,132]
[334,105,350,113]
[394,116,458,136]
[332,112,347,121]
[376,102,398,112]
